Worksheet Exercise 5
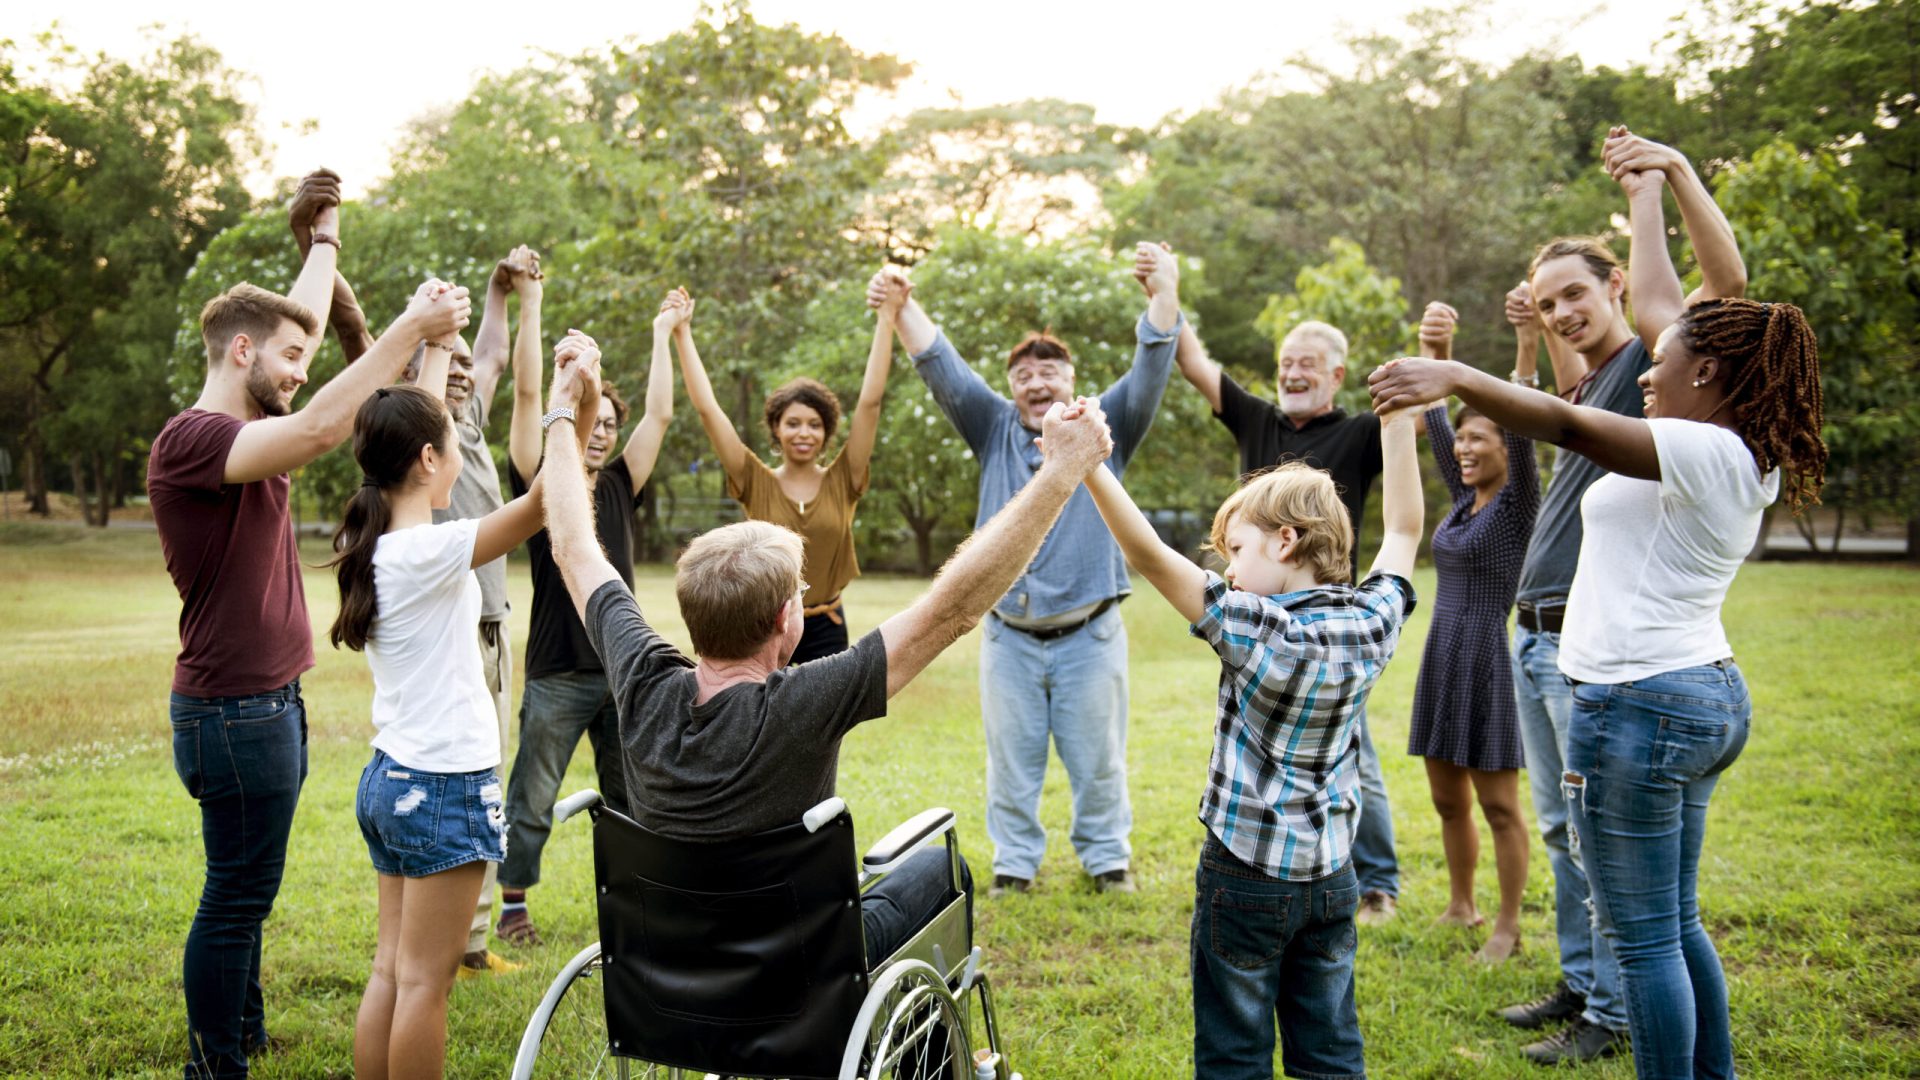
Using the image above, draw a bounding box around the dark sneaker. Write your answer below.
[1522,1016,1627,1065]
[1499,980,1586,1029]
[1094,869,1137,894]
[987,874,1030,898]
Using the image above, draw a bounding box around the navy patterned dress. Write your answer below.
[1408,403,1539,770]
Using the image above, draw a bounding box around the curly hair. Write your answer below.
[1676,298,1828,513]
[763,377,841,445]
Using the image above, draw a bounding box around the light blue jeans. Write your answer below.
[979,606,1132,879]
[1567,663,1750,1080]
[1349,704,1399,899]
[1513,627,1627,1031]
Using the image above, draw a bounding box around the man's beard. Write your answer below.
[246,364,290,418]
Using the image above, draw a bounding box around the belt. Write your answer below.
[996,599,1115,641]
[802,596,844,624]
[1516,601,1565,635]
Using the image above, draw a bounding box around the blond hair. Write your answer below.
[199,283,320,366]
[1206,463,1354,586]
[1280,320,1349,370]
[675,521,805,660]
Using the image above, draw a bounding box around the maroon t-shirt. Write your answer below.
[148,409,314,698]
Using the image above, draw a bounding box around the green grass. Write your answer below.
[1,521,1916,1077]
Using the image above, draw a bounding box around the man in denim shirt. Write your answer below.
[868,242,1183,895]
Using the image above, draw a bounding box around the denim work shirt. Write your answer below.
[911,312,1182,621]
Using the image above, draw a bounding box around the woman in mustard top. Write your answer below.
[666,279,903,663]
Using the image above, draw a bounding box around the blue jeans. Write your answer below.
[1192,837,1365,1080]
[169,679,308,1080]
[499,671,629,890]
[1513,628,1627,1030]
[979,607,1132,879]
[861,848,974,967]
[1348,704,1398,898]
[1566,663,1750,1080]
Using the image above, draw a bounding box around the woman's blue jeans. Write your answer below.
[169,680,308,1079]
[1565,662,1750,1080]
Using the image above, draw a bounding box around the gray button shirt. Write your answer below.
[433,393,508,621]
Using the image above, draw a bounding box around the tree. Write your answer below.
[0,32,256,523]
[1713,140,1920,551]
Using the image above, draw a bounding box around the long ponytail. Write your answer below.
[1676,299,1828,513]
[328,385,453,650]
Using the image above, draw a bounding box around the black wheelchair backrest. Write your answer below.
[591,803,868,1079]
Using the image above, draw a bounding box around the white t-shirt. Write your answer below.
[1559,419,1779,684]
[365,519,500,772]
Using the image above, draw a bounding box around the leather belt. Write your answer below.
[1516,600,1565,635]
[997,599,1116,642]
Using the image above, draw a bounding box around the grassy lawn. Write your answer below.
[1,521,1916,1078]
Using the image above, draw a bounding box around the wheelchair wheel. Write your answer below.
[840,959,972,1080]
[510,942,678,1080]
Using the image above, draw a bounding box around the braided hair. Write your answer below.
[1675,298,1827,512]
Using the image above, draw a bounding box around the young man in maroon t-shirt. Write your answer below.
[147,179,471,1080]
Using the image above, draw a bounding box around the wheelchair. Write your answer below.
[509,789,1020,1080]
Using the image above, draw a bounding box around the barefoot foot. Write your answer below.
[1475,926,1522,964]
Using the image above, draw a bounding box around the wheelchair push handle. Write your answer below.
[554,789,602,824]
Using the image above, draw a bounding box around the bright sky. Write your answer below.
[11,0,1683,196]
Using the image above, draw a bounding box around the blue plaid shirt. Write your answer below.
[1190,570,1416,881]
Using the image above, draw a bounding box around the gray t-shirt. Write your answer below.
[433,394,508,620]
[1515,338,1652,607]
[583,580,889,840]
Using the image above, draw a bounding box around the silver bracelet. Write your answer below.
[540,406,577,431]
[1509,370,1540,388]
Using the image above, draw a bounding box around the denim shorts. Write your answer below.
[355,748,506,877]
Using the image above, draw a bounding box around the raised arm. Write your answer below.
[869,270,1006,452]
[1368,408,1423,580]
[1411,300,1458,437]
[284,203,338,374]
[506,262,546,482]
[471,248,538,406]
[223,281,470,485]
[842,278,904,490]
[475,330,599,569]
[1369,358,1658,482]
[1173,322,1224,412]
[1507,279,1586,397]
[1085,458,1207,624]
[877,400,1113,698]
[287,170,376,362]
[1604,128,1746,307]
[541,344,622,622]
[1100,242,1183,463]
[669,290,750,484]
[619,294,681,487]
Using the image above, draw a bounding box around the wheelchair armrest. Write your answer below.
[802,796,848,834]
[554,789,601,825]
[862,807,955,874]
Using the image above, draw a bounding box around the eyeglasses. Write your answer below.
[592,417,621,434]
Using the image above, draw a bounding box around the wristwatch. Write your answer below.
[540,406,577,431]
[1509,370,1541,388]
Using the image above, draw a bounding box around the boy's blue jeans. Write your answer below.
[1191,836,1365,1080]
[1566,662,1750,1080]
[169,679,308,1080]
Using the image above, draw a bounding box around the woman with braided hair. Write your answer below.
[1369,293,1824,1079]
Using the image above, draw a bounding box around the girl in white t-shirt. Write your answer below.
[1370,297,1825,1080]
[327,334,601,1080]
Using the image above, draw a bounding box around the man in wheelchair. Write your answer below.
[536,351,1114,1002]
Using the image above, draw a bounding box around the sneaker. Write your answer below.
[1522,1016,1627,1065]
[1354,890,1398,926]
[1094,869,1137,894]
[497,908,543,947]
[987,874,1030,898]
[1498,980,1585,1030]
[457,949,524,980]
